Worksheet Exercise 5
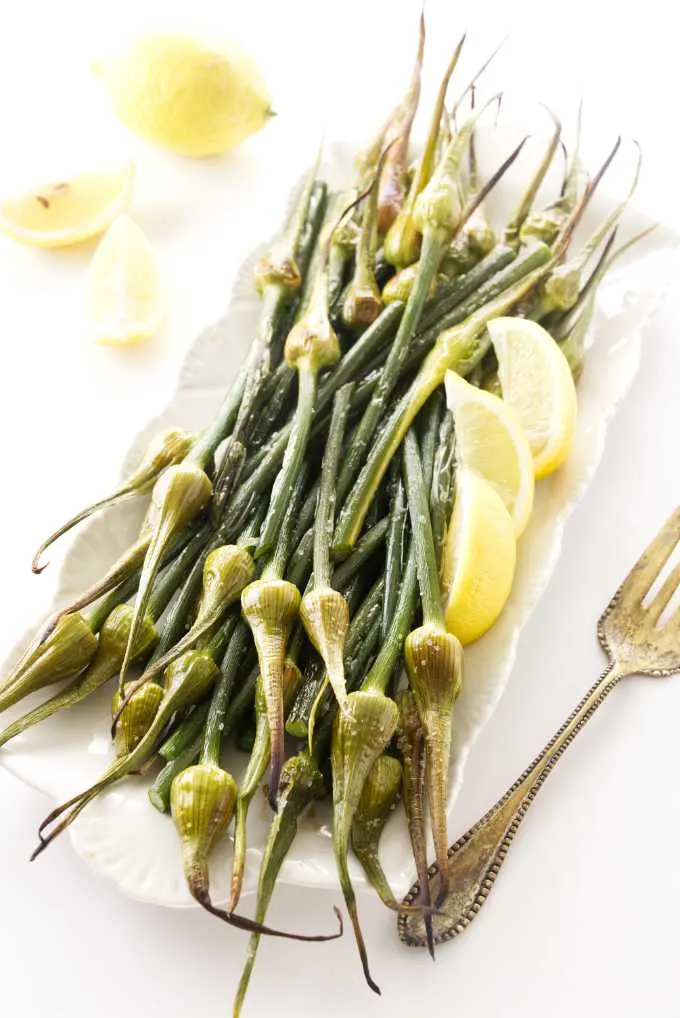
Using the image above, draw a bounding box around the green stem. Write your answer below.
[146,527,210,620]
[265,464,308,582]
[331,517,388,590]
[187,182,328,473]
[201,618,251,767]
[403,430,442,628]
[225,249,520,538]
[150,664,258,812]
[419,391,444,492]
[184,373,245,472]
[209,285,284,521]
[382,461,407,643]
[430,410,456,567]
[335,227,445,503]
[256,362,316,560]
[286,579,384,739]
[363,549,417,695]
[85,571,141,634]
[285,527,315,589]
[314,385,353,588]
[333,245,553,555]
[233,750,326,1017]
[159,702,210,761]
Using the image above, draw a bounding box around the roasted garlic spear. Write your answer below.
[242,469,307,809]
[402,428,463,906]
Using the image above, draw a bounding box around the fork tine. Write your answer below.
[617,506,680,605]
[645,559,680,626]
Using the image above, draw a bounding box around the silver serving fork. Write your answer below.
[399,505,680,948]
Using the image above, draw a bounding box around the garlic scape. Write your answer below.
[0,606,157,748]
[351,753,403,909]
[117,543,254,698]
[329,534,421,992]
[167,632,246,910]
[149,602,256,817]
[375,10,425,235]
[395,688,434,956]
[511,138,623,321]
[255,214,340,562]
[112,678,164,757]
[31,428,194,574]
[518,108,614,250]
[118,462,213,686]
[171,763,238,907]
[342,151,387,332]
[169,613,341,941]
[332,249,555,553]
[33,644,222,858]
[531,142,641,321]
[149,652,257,815]
[300,386,353,742]
[286,575,384,741]
[402,429,463,906]
[233,749,332,1017]
[117,506,265,734]
[551,223,656,379]
[168,758,342,944]
[208,156,318,522]
[0,528,207,740]
[502,108,562,249]
[441,91,497,277]
[36,519,206,654]
[228,658,302,912]
[332,104,522,538]
[331,689,398,994]
[384,34,466,268]
[242,469,307,809]
[235,581,388,1011]
[0,613,98,715]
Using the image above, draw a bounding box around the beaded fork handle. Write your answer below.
[399,506,680,948]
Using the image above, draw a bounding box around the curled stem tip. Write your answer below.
[31,428,193,574]
[118,463,212,687]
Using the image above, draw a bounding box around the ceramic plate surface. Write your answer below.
[1,131,678,907]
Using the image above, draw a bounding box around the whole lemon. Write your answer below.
[95,33,272,157]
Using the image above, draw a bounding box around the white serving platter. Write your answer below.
[1,131,677,908]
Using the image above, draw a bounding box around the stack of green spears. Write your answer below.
[0,18,651,1014]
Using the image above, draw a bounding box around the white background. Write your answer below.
[1,1,680,1015]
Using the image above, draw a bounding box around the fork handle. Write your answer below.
[398,661,624,947]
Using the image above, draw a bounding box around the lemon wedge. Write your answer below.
[0,164,135,249]
[487,317,578,479]
[95,33,272,157]
[445,370,535,537]
[441,468,517,644]
[86,215,163,346]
